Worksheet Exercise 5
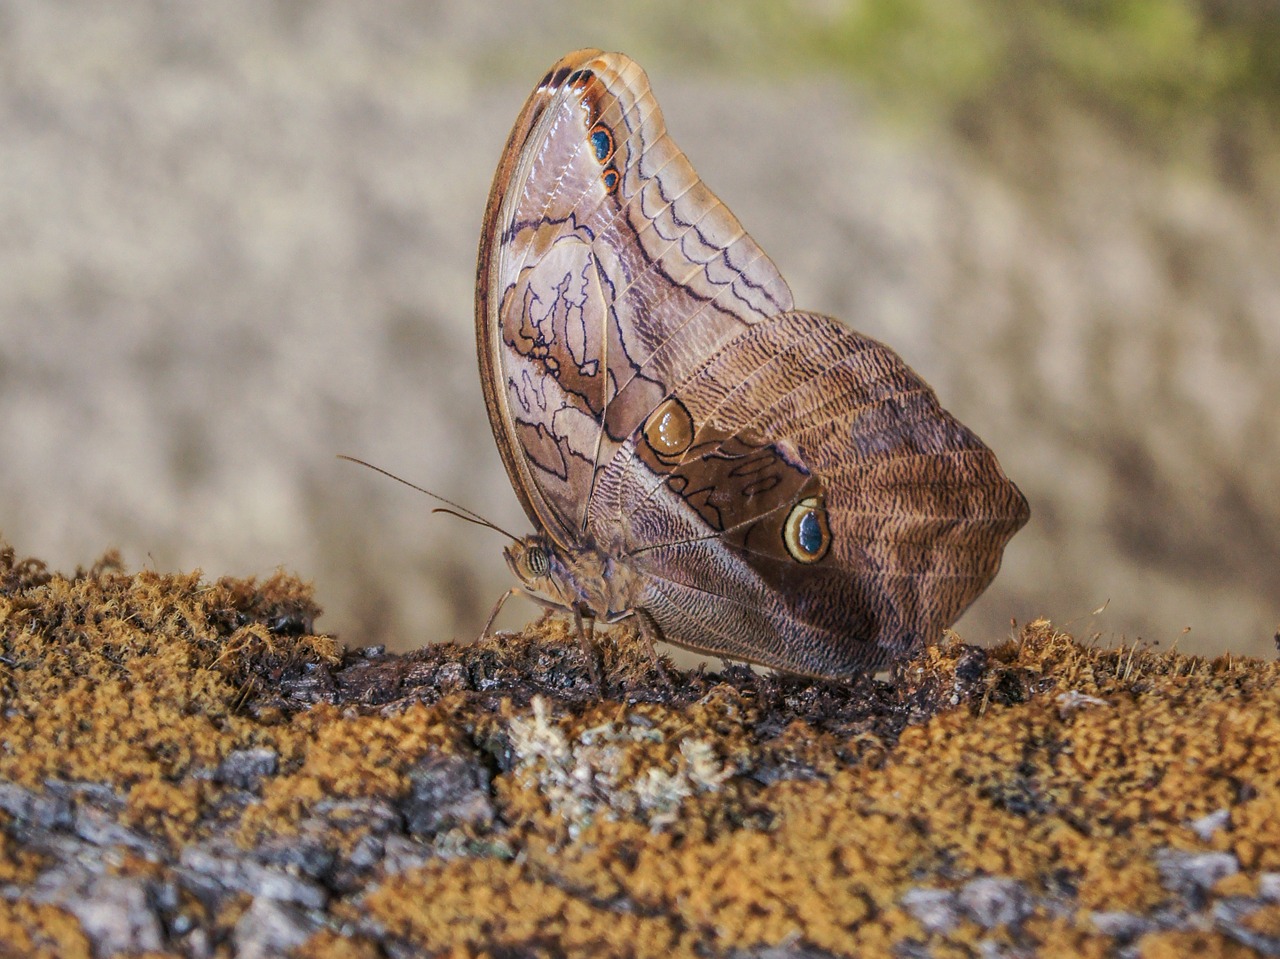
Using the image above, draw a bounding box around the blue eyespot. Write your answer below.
[590,128,613,163]
[797,510,823,555]
[783,496,831,563]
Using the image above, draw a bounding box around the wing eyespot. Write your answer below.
[642,397,694,463]
[590,124,619,194]
[589,125,615,164]
[783,496,831,564]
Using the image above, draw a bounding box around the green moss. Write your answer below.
[564,0,1279,151]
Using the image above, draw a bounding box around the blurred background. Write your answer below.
[1,1,1276,658]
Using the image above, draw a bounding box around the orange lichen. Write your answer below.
[356,621,1280,956]
[292,930,385,959]
[1229,789,1280,869]
[1243,903,1280,937]
[370,857,693,958]
[0,899,92,959]
[2,544,1279,958]
[1021,915,1115,959]
[0,821,46,886]
[0,550,333,793]
[124,779,207,849]
[237,701,469,845]
[1137,930,1260,958]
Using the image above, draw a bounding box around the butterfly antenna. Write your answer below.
[430,506,517,538]
[336,454,521,542]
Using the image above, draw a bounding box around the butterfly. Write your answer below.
[474,49,1029,680]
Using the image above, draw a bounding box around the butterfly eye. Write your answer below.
[783,496,831,564]
[526,546,548,576]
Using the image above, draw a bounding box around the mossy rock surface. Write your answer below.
[1,542,1278,958]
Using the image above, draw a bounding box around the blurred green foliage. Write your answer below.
[637,0,1279,135]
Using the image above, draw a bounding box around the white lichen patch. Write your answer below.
[506,696,733,837]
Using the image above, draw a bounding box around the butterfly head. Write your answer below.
[503,533,637,622]
[503,534,573,610]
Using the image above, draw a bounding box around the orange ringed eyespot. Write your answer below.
[589,125,614,164]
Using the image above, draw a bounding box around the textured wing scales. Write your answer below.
[477,49,793,547]
[595,311,1029,676]
[478,50,1028,678]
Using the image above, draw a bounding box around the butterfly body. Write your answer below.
[503,534,640,627]
[477,50,1029,678]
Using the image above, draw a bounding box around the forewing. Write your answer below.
[476,49,793,546]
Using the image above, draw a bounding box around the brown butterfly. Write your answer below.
[475,49,1029,680]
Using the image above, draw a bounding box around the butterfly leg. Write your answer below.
[573,608,605,693]
[481,587,567,639]
[479,588,524,640]
[632,608,676,691]
[482,589,604,691]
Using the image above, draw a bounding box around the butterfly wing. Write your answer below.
[476,49,793,548]
[479,49,1028,676]
[593,311,1030,676]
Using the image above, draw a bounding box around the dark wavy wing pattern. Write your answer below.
[476,49,793,546]
[593,311,1030,677]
